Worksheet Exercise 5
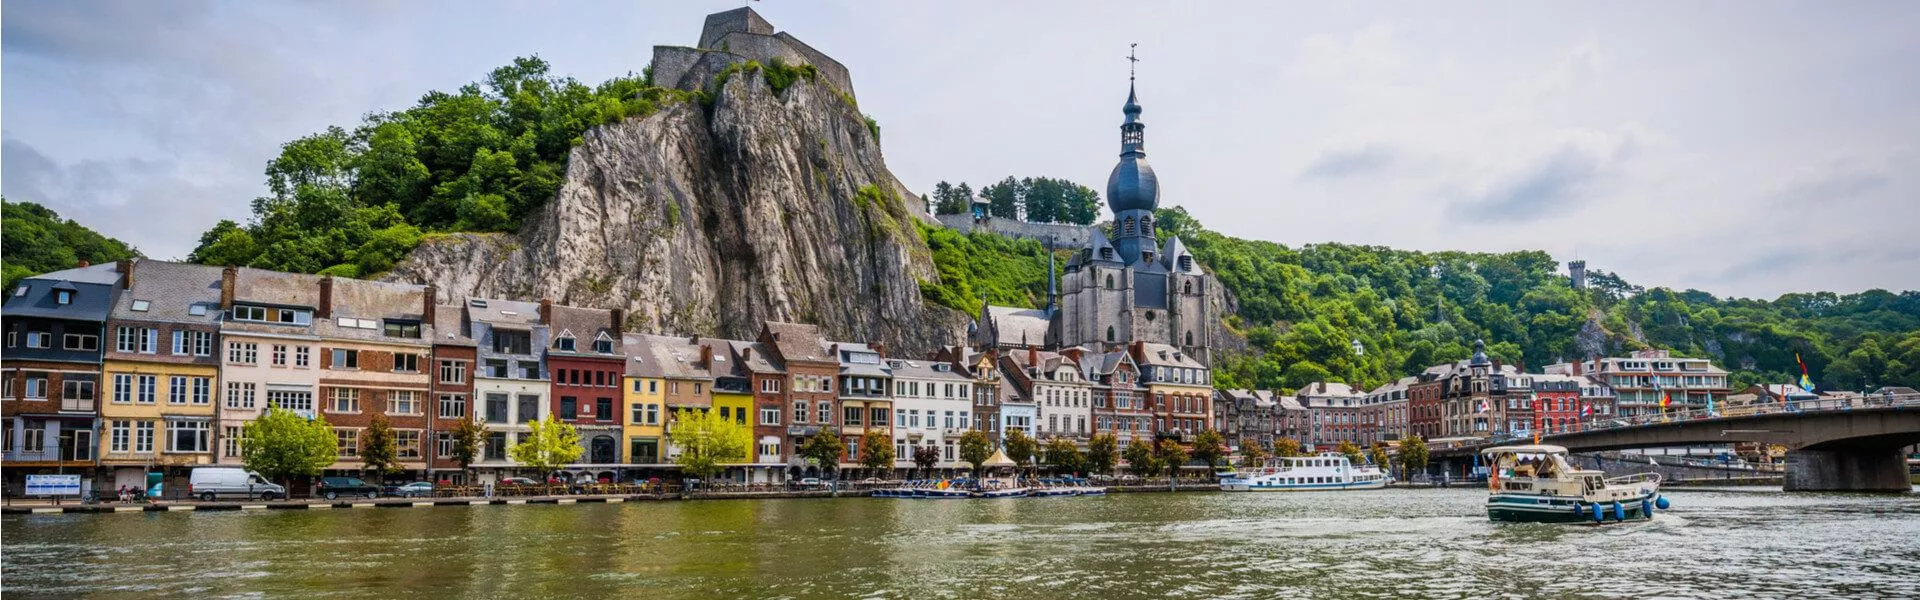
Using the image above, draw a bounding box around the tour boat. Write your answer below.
[1219,452,1389,492]
[1482,444,1667,523]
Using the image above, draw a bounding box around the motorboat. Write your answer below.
[1482,444,1667,523]
[1220,452,1389,492]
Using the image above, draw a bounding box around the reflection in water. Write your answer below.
[5,488,1918,599]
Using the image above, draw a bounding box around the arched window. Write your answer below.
[1183,280,1193,294]
[1105,274,1115,289]
[1140,216,1152,233]
[1105,326,1115,342]
[1185,331,1193,346]
[1123,217,1135,235]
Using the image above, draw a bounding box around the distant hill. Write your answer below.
[1,199,140,289]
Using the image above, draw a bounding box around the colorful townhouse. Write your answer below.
[933,346,1002,441]
[427,298,476,482]
[313,277,434,477]
[730,339,789,482]
[545,305,626,467]
[1074,347,1145,445]
[887,357,973,473]
[1297,381,1363,449]
[3,263,119,492]
[831,342,892,469]
[759,322,837,479]
[1014,349,1091,441]
[1528,373,1584,435]
[467,298,550,479]
[215,267,323,468]
[1132,341,1212,443]
[993,353,1038,441]
[619,333,667,469]
[98,260,222,491]
[627,334,715,467]
[704,338,758,482]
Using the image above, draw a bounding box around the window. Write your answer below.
[485,433,507,461]
[560,397,578,420]
[792,401,807,423]
[55,289,73,305]
[871,407,888,426]
[267,390,313,414]
[189,304,209,316]
[517,395,540,423]
[63,376,97,402]
[117,327,139,352]
[331,348,359,369]
[486,393,509,423]
[168,421,211,453]
[25,374,48,399]
[516,361,539,380]
[383,320,422,339]
[394,353,420,373]
[169,375,189,404]
[226,382,257,409]
[389,390,418,415]
[336,428,360,457]
[492,330,531,355]
[439,394,466,418]
[844,406,862,426]
[224,426,244,458]
[396,430,421,459]
[134,420,155,453]
[63,333,99,351]
[228,341,257,364]
[760,407,780,425]
[596,397,613,420]
[330,388,360,413]
[593,338,614,354]
[272,344,289,366]
[554,336,576,352]
[484,359,509,378]
[295,346,311,367]
[111,421,131,453]
[25,331,51,349]
[818,402,833,424]
[136,375,157,404]
[439,360,467,384]
[646,404,659,425]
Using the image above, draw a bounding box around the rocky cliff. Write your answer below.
[386,70,968,355]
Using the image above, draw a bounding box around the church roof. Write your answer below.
[1160,236,1196,272]
[1106,156,1159,214]
[985,305,1052,348]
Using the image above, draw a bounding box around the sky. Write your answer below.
[5,1,1918,299]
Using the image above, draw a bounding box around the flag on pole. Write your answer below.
[1659,390,1672,409]
[1477,398,1490,414]
[1796,352,1815,392]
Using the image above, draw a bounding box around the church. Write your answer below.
[974,74,1216,364]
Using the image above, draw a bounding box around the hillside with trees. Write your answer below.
[1,200,140,288]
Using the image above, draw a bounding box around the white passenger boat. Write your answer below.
[1482,444,1666,523]
[1219,452,1388,492]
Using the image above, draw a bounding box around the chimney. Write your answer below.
[220,267,237,309]
[78,259,90,268]
[538,298,552,324]
[1572,360,1583,376]
[610,308,626,333]
[1028,347,1038,367]
[117,259,134,290]
[423,285,438,325]
[1061,347,1084,362]
[1130,340,1145,360]
[1492,358,1502,374]
[317,276,334,319]
[871,342,887,359]
[699,344,714,369]
[741,346,753,363]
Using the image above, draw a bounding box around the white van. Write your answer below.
[188,467,286,501]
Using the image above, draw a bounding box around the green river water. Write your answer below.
[4,487,1917,599]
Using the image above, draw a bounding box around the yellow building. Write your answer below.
[711,390,754,432]
[97,261,227,491]
[621,334,667,465]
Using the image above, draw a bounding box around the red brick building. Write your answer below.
[427,299,476,482]
[544,305,626,467]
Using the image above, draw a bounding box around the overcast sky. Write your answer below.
[6,1,1917,298]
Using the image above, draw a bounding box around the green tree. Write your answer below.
[360,412,400,476]
[669,408,750,480]
[981,176,1022,220]
[450,417,487,479]
[1122,439,1159,477]
[799,429,846,477]
[1,200,140,289]
[1154,439,1190,480]
[958,430,993,478]
[912,445,941,477]
[858,428,895,474]
[1191,429,1228,474]
[1273,438,1302,458]
[1085,433,1119,475]
[1002,429,1038,471]
[1397,434,1430,479]
[241,407,340,488]
[1238,437,1270,467]
[509,415,584,475]
[1368,442,1392,470]
[1336,440,1364,468]
[1042,438,1085,475]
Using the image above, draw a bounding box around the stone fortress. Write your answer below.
[648,7,857,101]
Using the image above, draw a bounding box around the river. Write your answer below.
[4,487,1917,599]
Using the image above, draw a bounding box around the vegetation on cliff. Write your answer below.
[930,177,1101,225]
[1,200,140,288]
[188,57,693,277]
[916,222,1061,314]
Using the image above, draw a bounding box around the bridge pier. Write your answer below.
[1784,448,1913,492]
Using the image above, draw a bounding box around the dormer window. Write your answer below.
[382,320,422,339]
[55,290,74,305]
[593,336,614,354]
[554,335,576,352]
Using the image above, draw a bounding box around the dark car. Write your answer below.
[316,477,380,500]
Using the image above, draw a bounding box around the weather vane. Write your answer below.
[1128,43,1139,80]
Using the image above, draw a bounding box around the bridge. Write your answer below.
[1432,394,1920,492]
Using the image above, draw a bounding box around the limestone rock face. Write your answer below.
[387,72,966,355]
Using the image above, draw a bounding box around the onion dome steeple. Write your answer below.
[1107,44,1160,265]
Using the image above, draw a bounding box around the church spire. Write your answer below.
[1120,43,1145,157]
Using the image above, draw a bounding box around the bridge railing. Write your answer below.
[1432,392,1920,451]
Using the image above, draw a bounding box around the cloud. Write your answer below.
[1446,128,1643,223]
[1300,144,1399,179]
[1775,159,1890,206]
[2,135,250,260]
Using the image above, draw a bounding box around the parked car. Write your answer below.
[498,477,539,486]
[188,467,286,501]
[316,477,380,500]
[384,482,434,497]
[797,478,823,488]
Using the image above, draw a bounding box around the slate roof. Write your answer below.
[546,305,621,357]
[887,358,971,382]
[313,277,430,344]
[763,321,832,364]
[728,340,784,374]
[431,304,476,347]
[1132,342,1205,369]
[833,342,892,378]
[108,260,224,325]
[233,267,322,308]
[4,263,121,320]
[466,298,542,327]
[984,305,1051,347]
[625,333,714,380]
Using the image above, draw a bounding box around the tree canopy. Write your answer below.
[1,200,139,289]
[509,415,584,474]
[241,407,339,485]
[670,408,751,479]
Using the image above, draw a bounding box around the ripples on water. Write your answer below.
[5,488,1918,599]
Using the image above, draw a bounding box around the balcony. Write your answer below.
[61,398,96,413]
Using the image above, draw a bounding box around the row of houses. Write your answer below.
[3,260,1221,491]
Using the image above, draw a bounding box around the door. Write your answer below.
[591,435,616,464]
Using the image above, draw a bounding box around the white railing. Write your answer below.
[1432,392,1920,451]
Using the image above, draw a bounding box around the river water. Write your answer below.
[4,487,1917,599]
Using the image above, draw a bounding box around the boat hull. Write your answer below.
[1221,479,1389,492]
[1486,492,1656,523]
